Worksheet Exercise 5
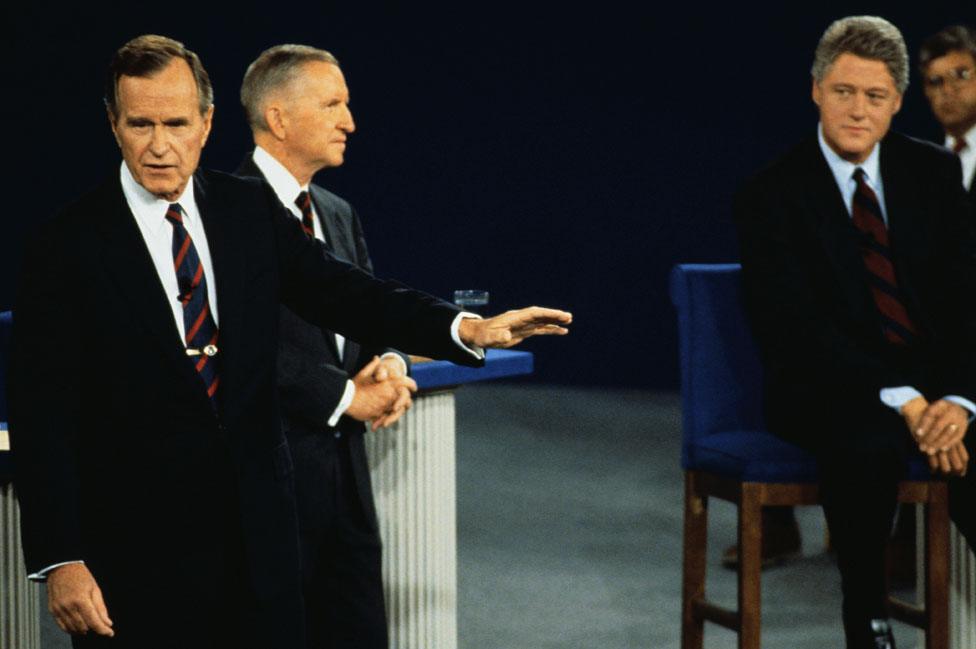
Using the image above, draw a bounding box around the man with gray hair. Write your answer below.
[734,16,976,648]
[235,44,402,649]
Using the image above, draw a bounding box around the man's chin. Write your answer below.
[139,179,183,201]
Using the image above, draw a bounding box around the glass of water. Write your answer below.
[453,290,489,313]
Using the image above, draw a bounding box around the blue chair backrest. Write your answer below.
[0,311,10,422]
[669,264,766,462]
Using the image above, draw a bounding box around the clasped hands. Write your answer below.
[902,397,969,477]
[347,355,416,430]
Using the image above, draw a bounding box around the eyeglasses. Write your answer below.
[924,67,975,90]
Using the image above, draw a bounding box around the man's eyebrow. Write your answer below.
[125,117,153,126]
[163,117,190,126]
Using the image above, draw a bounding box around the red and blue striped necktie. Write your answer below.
[295,191,316,238]
[165,203,220,404]
[851,168,917,345]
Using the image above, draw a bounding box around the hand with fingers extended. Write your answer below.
[345,356,417,430]
[457,306,572,349]
[47,563,114,637]
[912,398,970,477]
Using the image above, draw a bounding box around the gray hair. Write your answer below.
[811,16,909,94]
[106,34,213,120]
[240,44,340,132]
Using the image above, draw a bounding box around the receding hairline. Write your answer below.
[113,58,210,116]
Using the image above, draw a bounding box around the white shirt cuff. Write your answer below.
[29,560,84,582]
[327,380,356,427]
[451,312,485,360]
[380,352,408,376]
[880,387,976,421]
[945,395,976,419]
[879,386,923,412]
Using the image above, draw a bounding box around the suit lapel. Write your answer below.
[309,186,351,363]
[880,137,935,336]
[92,176,214,408]
[802,142,878,324]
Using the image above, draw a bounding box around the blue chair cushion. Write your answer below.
[687,428,937,484]
[687,429,820,483]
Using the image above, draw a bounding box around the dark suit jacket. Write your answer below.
[235,154,403,531]
[734,132,976,449]
[7,168,478,643]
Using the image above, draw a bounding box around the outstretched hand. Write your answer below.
[458,306,572,349]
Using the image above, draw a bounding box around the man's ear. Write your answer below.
[200,105,215,147]
[811,77,823,108]
[107,108,121,147]
[265,104,287,140]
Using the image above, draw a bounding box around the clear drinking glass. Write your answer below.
[453,289,489,313]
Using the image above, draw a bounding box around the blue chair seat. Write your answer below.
[689,430,820,483]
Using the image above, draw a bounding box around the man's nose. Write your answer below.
[850,92,867,118]
[340,105,356,133]
[148,127,170,155]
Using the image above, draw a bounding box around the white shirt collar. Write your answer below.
[944,123,976,151]
[119,161,199,235]
[817,122,882,188]
[252,146,307,210]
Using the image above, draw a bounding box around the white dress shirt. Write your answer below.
[946,124,976,192]
[816,125,976,418]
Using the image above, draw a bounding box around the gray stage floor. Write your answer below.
[37,383,923,648]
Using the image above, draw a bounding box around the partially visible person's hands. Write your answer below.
[47,563,114,637]
[910,398,969,477]
[346,356,417,430]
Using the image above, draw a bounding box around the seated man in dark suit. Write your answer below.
[8,34,571,649]
[734,15,976,649]
[919,25,976,198]
[235,44,411,649]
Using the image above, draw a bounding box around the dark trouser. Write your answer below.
[818,431,976,648]
[300,434,388,649]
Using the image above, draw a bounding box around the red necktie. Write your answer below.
[295,191,315,237]
[953,137,967,154]
[851,168,917,345]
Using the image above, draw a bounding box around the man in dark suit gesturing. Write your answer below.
[235,44,410,649]
[734,16,976,649]
[8,35,571,649]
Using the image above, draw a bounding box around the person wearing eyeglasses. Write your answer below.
[919,25,976,198]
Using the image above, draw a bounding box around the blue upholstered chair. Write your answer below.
[670,264,949,649]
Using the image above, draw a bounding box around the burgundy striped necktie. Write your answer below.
[165,203,220,404]
[851,168,917,345]
[295,191,316,237]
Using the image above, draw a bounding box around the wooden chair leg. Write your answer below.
[682,472,708,649]
[739,483,762,649]
[925,482,949,649]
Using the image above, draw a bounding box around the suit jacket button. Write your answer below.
[334,431,341,439]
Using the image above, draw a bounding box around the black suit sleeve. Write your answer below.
[349,206,412,373]
[276,309,351,429]
[8,220,85,573]
[265,186,480,367]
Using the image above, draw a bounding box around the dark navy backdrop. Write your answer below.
[4,5,967,387]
